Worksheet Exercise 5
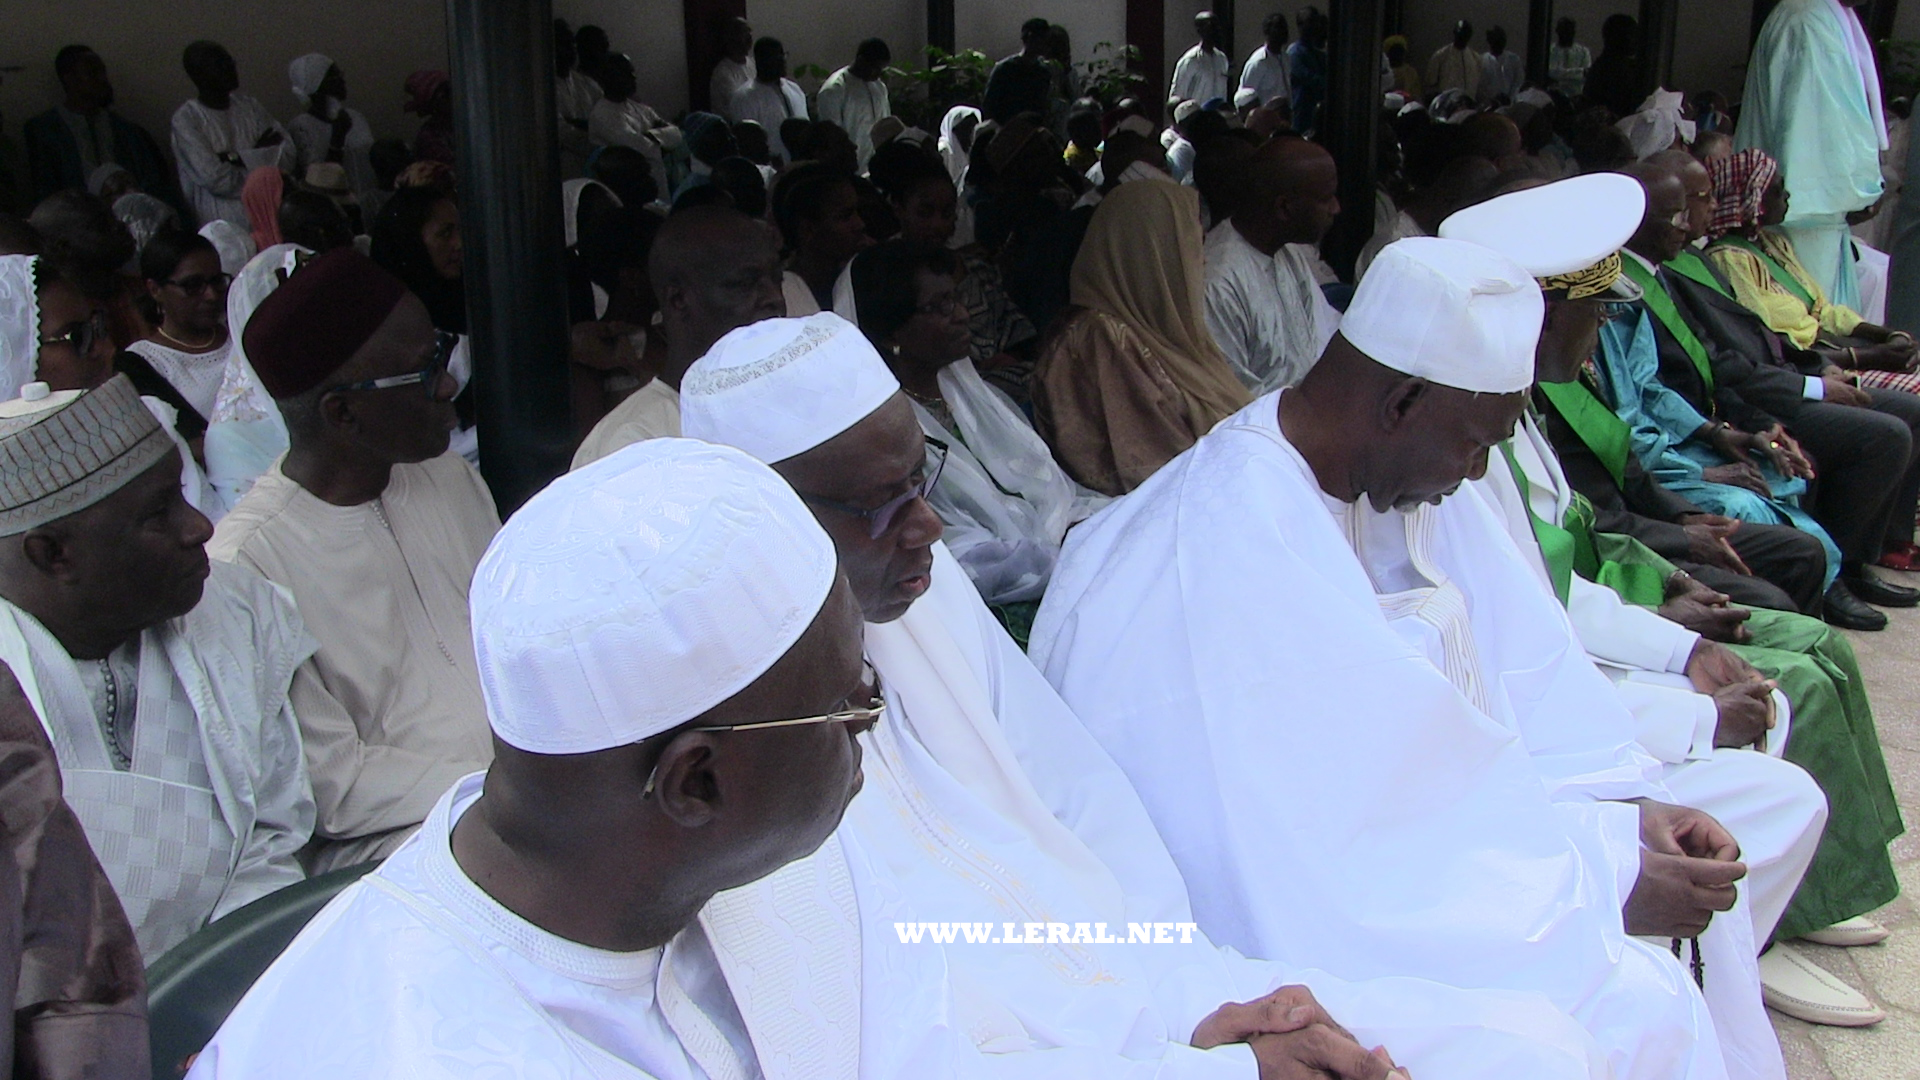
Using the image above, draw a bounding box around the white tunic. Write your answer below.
[729,81,809,162]
[286,108,380,211]
[1031,394,1743,1080]
[1237,46,1290,108]
[209,452,499,870]
[1201,223,1340,393]
[0,562,314,959]
[709,57,756,121]
[1473,413,1826,945]
[187,773,965,1079]
[1170,44,1232,106]
[127,337,232,422]
[588,99,671,205]
[171,94,289,227]
[572,380,681,470]
[816,67,891,170]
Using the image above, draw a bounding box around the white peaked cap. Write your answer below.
[1340,237,1544,395]
[470,438,838,755]
[1437,173,1647,278]
[680,312,901,464]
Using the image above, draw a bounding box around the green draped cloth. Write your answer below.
[1582,530,1904,938]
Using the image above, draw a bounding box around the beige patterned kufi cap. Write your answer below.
[0,376,171,535]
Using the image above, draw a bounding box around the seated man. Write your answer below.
[1591,169,1850,627]
[1033,239,1782,1078]
[684,312,1612,1077]
[0,376,312,958]
[210,249,497,872]
[1442,175,1895,1027]
[571,205,786,468]
[1620,159,1919,629]
[1204,136,1343,392]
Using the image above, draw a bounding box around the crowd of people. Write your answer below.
[0,0,1914,1076]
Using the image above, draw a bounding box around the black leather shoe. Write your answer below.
[1847,571,1920,608]
[1825,581,1890,631]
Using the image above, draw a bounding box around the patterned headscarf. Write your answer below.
[1706,148,1778,240]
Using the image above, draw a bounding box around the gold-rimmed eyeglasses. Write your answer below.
[642,663,885,798]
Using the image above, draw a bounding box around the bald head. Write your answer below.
[1649,149,1713,242]
[1237,137,1341,250]
[650,206,787,379]
[1622,162,1689,263]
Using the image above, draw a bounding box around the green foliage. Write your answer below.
[881,46,995,130]
[1078,42,1146,108]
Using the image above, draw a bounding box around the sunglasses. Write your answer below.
[330,331,459,400]
[642,663,886,797]
[798,437,949,539]
[165,272,234,295]
[37,311,110,356]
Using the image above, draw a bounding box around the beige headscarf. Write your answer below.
[1069,181,1252,431]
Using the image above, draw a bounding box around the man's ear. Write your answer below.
[1378,376,1430,434]
[19,526,71,581]
[317,389,357,433]
[650,731,724,828]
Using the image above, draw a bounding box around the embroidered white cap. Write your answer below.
[680,312,901,464]
[1340,237,1543,396]
[470,437,838,754]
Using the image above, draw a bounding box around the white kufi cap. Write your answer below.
[471,438,838,755]
[1340,237,1543,395]
[680,312,900,464]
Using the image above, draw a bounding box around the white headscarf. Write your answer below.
[199,220,257,277]
[0,256,41,402]
[938,105,980,184]
[1617,88,1697,160]
[288,53,334,108]
[203,244,305,507]
[832,259,1107,604]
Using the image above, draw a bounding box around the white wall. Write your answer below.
[959,0,1125,76]
[1,0,448,172]
[557,0,689,115]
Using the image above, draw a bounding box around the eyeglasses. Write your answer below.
[915,292,966,318]
[330,331,458,400]
[642,662,886,798]
[37,311,110,356]
[798,437,949,539]
[165,272,233,295]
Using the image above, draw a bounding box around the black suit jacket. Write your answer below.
[1663,260,1826,422]
[1534,390,1704,561]
[1630,267,1780,433]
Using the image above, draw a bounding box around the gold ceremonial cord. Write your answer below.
[1538,253,1624,300]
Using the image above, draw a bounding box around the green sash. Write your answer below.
[1501,440,1669,609]
[1664,248,1733,300]
[1710,235,1818,310]
[1537,380,1632,490]
[1619,257,1715,397]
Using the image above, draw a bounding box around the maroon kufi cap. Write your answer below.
[244,248,410,399]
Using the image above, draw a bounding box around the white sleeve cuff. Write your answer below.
[1805,375,1825,400]
[1687,692,1720,760]
[1665,630,1703,676]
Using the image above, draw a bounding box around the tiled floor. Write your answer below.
[1776,573,1920,1079]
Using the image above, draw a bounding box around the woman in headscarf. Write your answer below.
[239,166,284,252]
[285,54,379,210]
[1030,179,1251,495]
[1705,147,1920,390]
[370,184,464,333]
[203,243,302,508]
[835,239,1104,635]
[404,70,456,166]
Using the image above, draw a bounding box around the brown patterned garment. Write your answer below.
[0,660,151,1079]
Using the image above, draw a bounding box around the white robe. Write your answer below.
[1170,45,1232,107]
[0,562,313,959]
[573,379,681,470]
[209,452,499,871]
[1474,413,1826,945]
[171,94,290,227]
[286,109,379,212]
[588,99,671,206]
[1237,46,1290,108]
[855,542,1606,1077]
[710,57,756,122]
[1202,223,1341,393]
[1030,394,1753,1079]
[816,67,891,170]
[729,81,809,163]
[187,773,966,1079]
